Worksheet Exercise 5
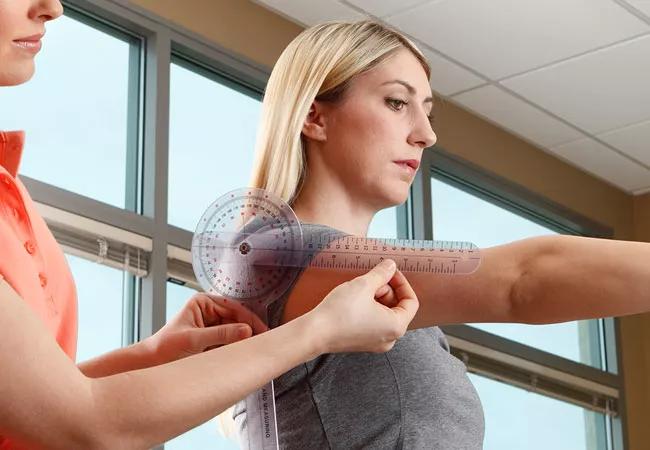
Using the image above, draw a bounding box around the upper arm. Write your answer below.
[406,242,521,327]
[280,239,527,328]
[280,267,359,324]
[0,277,96,449]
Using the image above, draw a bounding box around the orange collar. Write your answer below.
[0,131,25,177]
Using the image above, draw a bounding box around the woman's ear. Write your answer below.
[302,101,327,142]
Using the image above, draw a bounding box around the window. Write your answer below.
[0,11,142,210]
[430,176,605,370]
[165,282,240,450]
[66,253,126,363]
[471,373,607,450]
[168,57,262,231]
[368,206,398,239]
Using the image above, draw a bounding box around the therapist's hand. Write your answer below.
[145,294,268,365]
[308,259,419,354]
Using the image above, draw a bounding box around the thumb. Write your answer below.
[195,323,253,348]
[358,259,397,291]
[391,294,419,330]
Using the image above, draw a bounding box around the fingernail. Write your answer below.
[238,325,251,337]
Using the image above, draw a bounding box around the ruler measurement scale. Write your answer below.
[301,235,479,273]
[196,233,480,274]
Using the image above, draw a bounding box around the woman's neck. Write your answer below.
[292,178,376,237]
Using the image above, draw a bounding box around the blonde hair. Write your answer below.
[249,20,430,205]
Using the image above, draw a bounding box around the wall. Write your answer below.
[621,193,650,449]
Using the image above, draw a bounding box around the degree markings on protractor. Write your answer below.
[192,188,303,306]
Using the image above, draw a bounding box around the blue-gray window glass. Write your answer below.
[368,207,397,239]
[471,374,606,450]
[168,59,261,231]
[66,254,124,363]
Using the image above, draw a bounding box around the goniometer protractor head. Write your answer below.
[191,187,303,310]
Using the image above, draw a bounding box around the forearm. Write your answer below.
[78,341,157,378]
[513,235,650,323]
[89,312,321,449]
[2,273,322,450]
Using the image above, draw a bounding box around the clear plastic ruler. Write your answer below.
[191,187,481,449]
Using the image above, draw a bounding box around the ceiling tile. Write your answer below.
[502,35,650,134]
[419,47,485,96]
[598,119,650,166]
[387,0,649,79]
[346,0,430,18]
[625,0,650,17]
[254,0,366,26]
[550,138,650,192]
[452,85,584,147]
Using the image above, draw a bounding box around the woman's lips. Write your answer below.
[394,159,420,176]
[13,34,44,53]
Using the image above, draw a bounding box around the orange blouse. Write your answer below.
[0,131,78,450]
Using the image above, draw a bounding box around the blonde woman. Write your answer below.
[237,20,650,449]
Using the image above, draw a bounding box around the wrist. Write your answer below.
[294,310,330,359]
[78,338,160,378]
[135,335,163,368]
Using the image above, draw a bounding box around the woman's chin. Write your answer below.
[376,187,410,209]
[0,63,35,86]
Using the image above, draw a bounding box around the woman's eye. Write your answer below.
[386,98,407,111]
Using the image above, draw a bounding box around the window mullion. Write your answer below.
[139,28,171,343]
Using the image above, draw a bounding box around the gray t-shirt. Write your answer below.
[234,224,485,449]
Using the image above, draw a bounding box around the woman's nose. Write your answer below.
[408,111,437,149]
[33,0,64,22]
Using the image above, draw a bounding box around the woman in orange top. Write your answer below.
[0,1,421,449]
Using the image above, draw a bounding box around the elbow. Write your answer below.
[507,235,565,324]
[508,264,535,324]
[41,427,127,450]
[65,436,118,450]
[54,419,133,450]
[66,424,141,450]
[85,429,141,450]
[59,381,142,450]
